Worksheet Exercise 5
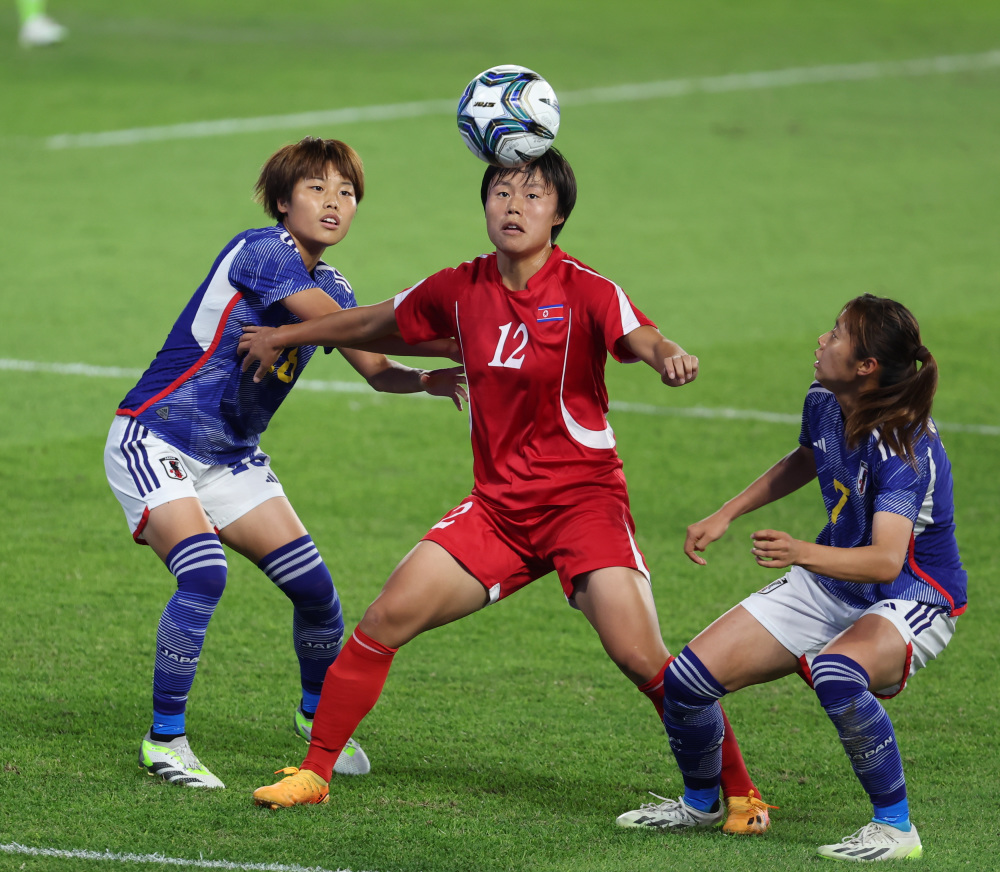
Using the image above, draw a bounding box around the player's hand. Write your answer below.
[684,511,730,565]
[750,529,802,568]
[239,325,285,383]
[661,353,699,386]
[421,366,468,410]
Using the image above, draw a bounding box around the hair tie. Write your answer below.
[915,345,929,363]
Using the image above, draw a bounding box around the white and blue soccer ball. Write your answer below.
[456,65,560,168]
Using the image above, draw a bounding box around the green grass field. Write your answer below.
[2,2,998,870]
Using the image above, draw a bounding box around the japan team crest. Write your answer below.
[856,460,870,497]
[160,456,188,480]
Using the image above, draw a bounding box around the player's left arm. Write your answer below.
[619,324,698,386]
[241,288,466,407]
[749,511,913,583]
[279,286,460,360]
[339,347,467,409]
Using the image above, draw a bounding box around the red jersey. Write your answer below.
[394,246,655,510]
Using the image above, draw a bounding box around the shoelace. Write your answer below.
[737,790,779,812]
[168,741,206,772]
[840,823,900,846]
[640,792,678,810]
[637,793,706,822]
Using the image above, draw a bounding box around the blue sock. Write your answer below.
[300,690,321,717]
[662,647,728,811]
[151,534,227,736]
[812,653,908,825]
[259,535,343,704]
[873,797,912,831]
[685,787,722,813]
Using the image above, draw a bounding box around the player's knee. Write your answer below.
[357,600,414,648]
[812,653,870,712]
[611,647,667,687]
[175,564,227,601]
[169,534,228,601]
[260,536,335,604]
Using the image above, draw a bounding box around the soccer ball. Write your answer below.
[456,65,560,168]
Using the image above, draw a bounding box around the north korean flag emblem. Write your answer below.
[537,303,564,322]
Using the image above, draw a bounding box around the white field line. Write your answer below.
[44,49,1000,150]
[0,842,366,872]
[3,358,997,436]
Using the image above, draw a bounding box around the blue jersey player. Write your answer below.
[617,294,966,862]
[103,137,466,789]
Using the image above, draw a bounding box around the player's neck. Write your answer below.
[830,371,879,419]
[495,244,554,291]
[296,245,324,274]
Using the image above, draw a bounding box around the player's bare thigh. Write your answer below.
[219,496,309,564]
[573,566,668,685]
[359,541,490,649]
[818,613,908,692]
[687,604,800,691]
[145,493,311,567]
[143,498,216,563]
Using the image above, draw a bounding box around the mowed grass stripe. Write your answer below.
[44,49,1000,149]
[3,358,996,436]
[1,842,359,872]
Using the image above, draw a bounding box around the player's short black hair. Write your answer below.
[480,147,577,242]
[255,137,365,221]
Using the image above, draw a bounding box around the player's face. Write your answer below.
[484,172,564,259]
[278,165,358,268]
[814,314,863,391]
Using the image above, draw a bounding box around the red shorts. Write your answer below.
[422,494,650,605]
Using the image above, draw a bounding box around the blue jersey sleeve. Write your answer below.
[872,448,927,523]
[229,229,319,308]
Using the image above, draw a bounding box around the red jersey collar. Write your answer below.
[490,244,567,292]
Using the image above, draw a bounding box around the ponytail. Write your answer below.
[840,295,938,467]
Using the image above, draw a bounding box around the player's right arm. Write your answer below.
[620,324,699,386]
[684,445,817,565]
[240,298,398,383]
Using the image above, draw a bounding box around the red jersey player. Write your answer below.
[239,147,772,834]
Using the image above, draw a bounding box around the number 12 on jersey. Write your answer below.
[488,322,528,370]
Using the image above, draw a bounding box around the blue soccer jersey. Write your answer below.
[799,382,967,615]
[118,225,357,465]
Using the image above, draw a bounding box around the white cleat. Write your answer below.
[139,732,225,788]
[616,793,724,830]
[817,821,922,862]
[19,14,67,48]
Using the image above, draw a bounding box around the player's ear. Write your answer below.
[857,357,879,377]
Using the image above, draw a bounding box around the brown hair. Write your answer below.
[254,137,365,221]
[480,147,577,242]
[840,293,938,466]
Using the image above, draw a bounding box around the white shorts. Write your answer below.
[104,415,286,544]
[741,565,956,698]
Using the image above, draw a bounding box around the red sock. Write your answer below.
[302,627,397,781]
[718,705,760,800]
[638,656,673,719]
